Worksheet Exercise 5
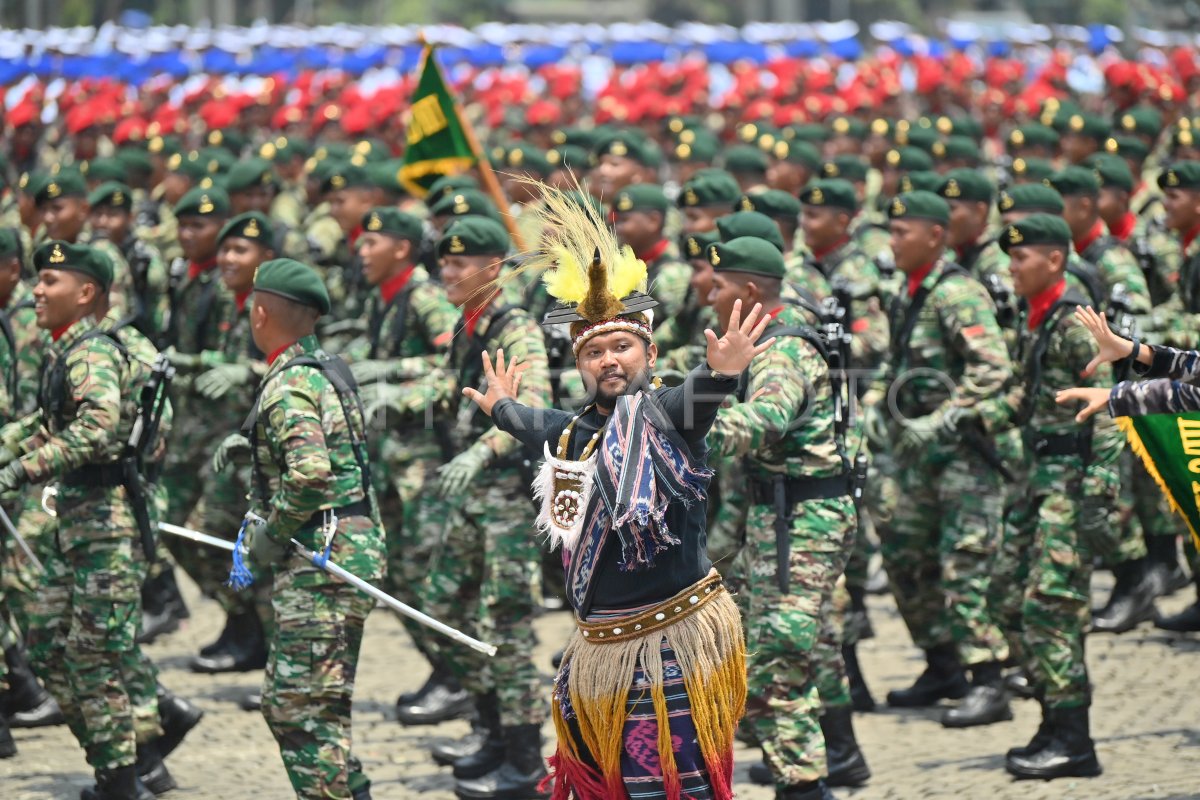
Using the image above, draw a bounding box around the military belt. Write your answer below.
[300,499,371,532]
[62,462,126,489]
[1030,432,1084,457]
[747,473,852,507]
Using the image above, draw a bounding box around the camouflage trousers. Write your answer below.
[24,503,155,770]
[419,468,546,728]
[707,457,750,570]
[739,494,856,787]
[263,563,375,800]
[880,445,1009,667]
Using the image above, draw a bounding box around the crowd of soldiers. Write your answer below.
[0,31,1199,800]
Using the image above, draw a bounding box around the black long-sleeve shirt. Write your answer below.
[1109,343,1200,416]
[493,365,738,616]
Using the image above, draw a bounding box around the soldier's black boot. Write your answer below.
[396,661,449,708]
[842,643,875,712]
[155,684,203,759]
[436,693,503,777]
[847,584,874,640]
[0,713,16,758]
[1006,697,1055,760]
[821,706,870,787]
[197,614,234,658]
[941,660,1012,728]
[135,743,177,795]
[138,569,188,644]
[1006,704,1101,780]
[1155,575,1200,632]
[1091,559,1158,633]
[1145,535,1189,596]
[454,724,549,800]
[776,779,836,800]
[2,642,64,728]
[886,644,968,708]
[397,673,473,726]
[189,611,267,673]
[82,765,155,800]
[1002,669,1036,700]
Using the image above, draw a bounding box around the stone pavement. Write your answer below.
[3,570,1198,799]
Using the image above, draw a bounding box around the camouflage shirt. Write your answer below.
[343,266,457,366]
[169,261,234,355]
[1078,223,1152,316]
[98,308,174,458]
[119,234,170,342]
[805,237,889,369]
[0,280,49,423]
[1151,234,1200,349]
[849,212,891,260]
[645,243,693,329]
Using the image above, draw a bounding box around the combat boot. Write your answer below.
[81,765,155,800]
[0,713,16,758]
[189,611,267,673]
[1155,574,1200,632]
[1002,669,1036,700]
[941,661,1012,728]
[1145,535,1189,596]
[1006,704,1101,780]
[155,684,203,759]
[886,644,968,708]
[197,614,234,658]
[397,675,473,726]
[397,662,450,708]
[454,724,549,800]
[1091,559,1157,633]
[820,706,870,787]
[135,744,177,795]
[846,585,874,640]
[1006,698,1055,760]
[776,779,836,800]
[433,692,503,777]
[842,643,875,712]
[237,689,262,711]
[2,642,63,727]
[138,569,188,644]
[748,759,772,785]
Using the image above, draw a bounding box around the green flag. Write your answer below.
[399,45,476,197]
[1116,412,1200,550]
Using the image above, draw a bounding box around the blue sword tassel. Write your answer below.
[226,515,256,590]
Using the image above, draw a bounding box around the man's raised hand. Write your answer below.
[704,299,775,377]
[1076,306,1133,378]
[462,348,527,417]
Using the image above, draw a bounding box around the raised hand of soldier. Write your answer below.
[1076,306,1135,377]
[1055,386,1112,423]
[462,348,528,417]
[704,299,775,377]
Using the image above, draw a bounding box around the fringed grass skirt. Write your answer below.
[546,570,746,800]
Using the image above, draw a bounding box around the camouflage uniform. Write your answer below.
[133,190,182,264]
[876,258,1013,669]
[708,304,856,787]
[802,239,889,370]
[247,334,385,799]
[116,233,170,345]
[645,243,693,327]
[1078,224,1152,316]
[1149,233,1200,350]
[848,213,890,261]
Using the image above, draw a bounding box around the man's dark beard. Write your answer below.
[589,364,653,410]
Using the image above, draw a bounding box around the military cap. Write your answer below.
[34,169,86,205]
[168,150,214,182]
[998,213,1072,254]
[0,228,19,259]
[1116,107,1163,139]
[1007,124,1059,151]
[551,126,603,150]
[362,207,423,241]
[884,147,934,172]
[218,212,276,250]
[310,143,352,164]
[679,229,720,261]
[671,134,719,164]
[320,162,373,194]
[997,184,1065,215]
[716,211,786,253]
[722,145,769,175]
[868,118,894,139]
[945,116,983,141]
[116,147,152,177]
[735,121,782,150]
[1173,125,1199,150]
[799,179,859,212]
[259,135,310,162]
[1104,135,1150,162]
[1087,154,1135,192]
[428,189,502,223]
[224,158,277,193]
[174,186,231,218]
[87,181,134,211]
[147,135,182,157]
[350,138,391,164]
[253,258,330,315]
[736,189,801,220]
[1059,112,1110,141]
[33,240,112,289]
[666,115,705,135]
[706,236,786,279]
[547,145,590,171]
[368,160,405,195]
[820,156,868,182]
[828,116,867,139]
[437,216,511,257]
[18,170,48,197]
[1158,161,1200,191]
[198,146,236,175]
[932,136,980,163]
[1011,157,1056,182]
[900,171,945,193]
[770,139,820,170]
[678,173,742,208]
[783,124,829,144]
[937,169,994,203]
[205,128,246,155]
[562,190,604,218]
[426,173,480,199]
[887,191,950,225]
[613,184,668,214]
[893,123,938,152]
[81,157,126,184]
[1048,166,1100,197]
[499,142,553,176]
[592,132,649,165]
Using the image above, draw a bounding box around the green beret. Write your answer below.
[81,158,125,184]
[679,229,720,260]
[1158,161,1200,191]
[362,207,422,241]
[799,179,859,212]
[497,142,553,177]
[868,118,894,139]
[147,135,182,158]
[1104,135,1150,163]
[716,211,785,253]
[1116,107,1163,139]
[887,191,950,225]
[932,136,980,163]
[1040,99,1082,128]
[218,212,276,251]
[259,135,311,162]
[33,240,112,290]
[946,116,983,141]
[1007,124,1059,151]
[998,213,1072,254]
[34,169,86,205]
[901,171,946,193]
[997,184,1065,215]
[18,171,49,198]
[116,147,152,176]
[665,115,705,135]
[937,169,994,203]
[820,156,868,182]
[894,123,938,152]
[437,216,511,257]
[769,139,820,170]
[548,144,591,172]
[1173,124,1200,151]
[320,162,373,194]
[253,258,330,315]
[368,160,406,195]
[736,189,800,220]
[828,116,867,140]
[671,129,720,163]
[310,143,351,164]
[551,126,602,150]
[175,186,231,218]
[198,147,236,175]
[1059,112,1110,141]
[1048,166,1100,197]
[1011,157,1056,182]
[426,173,479,199]
[428,189,502,223]
[87,181,134,211]
[350,138,391,164]
[613,184,668,214]
[592,132,649,165]
[1087,154,1135,192]
[225,158,277,193]
[722,145,769,175]
[205,128,246,156]
[562,190,605,218]
[678,173,742,208]
[0,228,19,259]
[884,146,934,172]
[783,124,829,144]
[167,151,215,182]
[735,121,782,150]
[707,236,786,279]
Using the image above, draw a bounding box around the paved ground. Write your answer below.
[4,569,1199,800]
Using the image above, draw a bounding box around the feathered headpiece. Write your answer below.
[520,182,658,353]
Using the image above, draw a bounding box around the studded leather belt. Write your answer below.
[576,569,726,644]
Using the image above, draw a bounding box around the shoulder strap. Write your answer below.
[1065,260,1106,308]
[736,324,831,403]
[40,327,128,429]
[1018,289,1089,426]
[191,275,221,352]
[890,263,970,363]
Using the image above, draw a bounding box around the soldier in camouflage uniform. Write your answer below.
[0,242,155,799]
[703,237,869,798]
[989,216,1120,780]
[225,158,310,263]
[319,163,386,325]
[611,184,693,327]
[236,257,384,800]
[818,158,891,260]
[870,192,1014,727]
[678,172,742,234]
